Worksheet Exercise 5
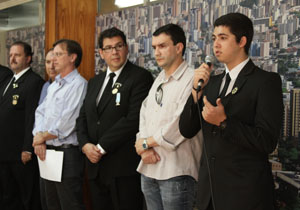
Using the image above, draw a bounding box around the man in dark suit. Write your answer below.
[0,41,44,210]
[0,64,12,210]
[76,27,153,210]
[179,13,283,210]
[0,64,12,87]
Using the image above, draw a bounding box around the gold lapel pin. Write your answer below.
[112,88,118,95]
[114,83,122,88]
[13,83,18,89]
[12,95,19,105]
[232,87,238,95]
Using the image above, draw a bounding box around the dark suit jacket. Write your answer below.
[76,61,153,182]
[0,65,12,88]
[0,68,44,162]
[180,60,283,210]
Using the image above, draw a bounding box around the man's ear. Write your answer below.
[176,42,184,55]
[70,53,77,64]
[99,49,104,59]
[26,56,32,65]
[239,36,247,48]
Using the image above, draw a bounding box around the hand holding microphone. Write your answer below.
[194,55,214,92]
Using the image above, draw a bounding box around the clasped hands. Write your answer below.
[135,137,160,164]
[33,132,47,161]
[82,143,102,164]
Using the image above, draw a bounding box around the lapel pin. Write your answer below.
[13,83,18,89]
[232,87,238,95]
[112,88,118,94]
[116,92,121,106]
[12,95,19,105]
[114,83,122,88]
[112,82,122,95]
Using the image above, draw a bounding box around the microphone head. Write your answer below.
[205,55,214,67]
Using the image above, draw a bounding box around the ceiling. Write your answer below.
[0,0,42,31]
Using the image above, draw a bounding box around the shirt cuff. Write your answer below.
[97,144,107,155]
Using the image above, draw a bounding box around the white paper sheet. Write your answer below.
[38,149,64,182]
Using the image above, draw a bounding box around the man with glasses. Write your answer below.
[0,41,44,210]
[76,27,153,210]
[134,24,202,210]
[33,39,87,210]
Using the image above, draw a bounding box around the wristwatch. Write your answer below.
[219,120,227,130]
[142,138,149,150]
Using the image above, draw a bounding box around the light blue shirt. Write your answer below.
[38,80,51,105]
[33,69,87,146]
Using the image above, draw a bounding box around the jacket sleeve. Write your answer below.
[179,94,202,139]
[23,76,44,153]
[76,79,94,149]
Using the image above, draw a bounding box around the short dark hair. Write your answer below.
[11,41,33,64]
[53,39,82,68]
[214,13,253,55]
[46,48,54,54]
[98,27,127,49]
[153,24,186,56]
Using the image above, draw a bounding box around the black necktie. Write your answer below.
[98,72,116,108]
[219,73,231,98]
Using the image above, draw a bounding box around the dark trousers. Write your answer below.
[44,147,85,210]
[206,200,215,210]
[40,178,48,210]
[89,174,143,210]
[0,160,41,210]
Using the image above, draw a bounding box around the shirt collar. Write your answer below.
[55,69,79,84]
[160,61,188,82]
[106,60,127,78]
[14,67,30,81]
[225,57,249,81]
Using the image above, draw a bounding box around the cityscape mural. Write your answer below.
[96,0,300,209]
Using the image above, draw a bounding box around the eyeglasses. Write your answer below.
[155,83,163,106]
[102,43,125,53]
[53,52,68,57]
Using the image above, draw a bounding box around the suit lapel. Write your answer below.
[0,69,32,104]
[221,60,255,107]
[97,61,131,116]
[205,72,225,106]
[91,73,106,114]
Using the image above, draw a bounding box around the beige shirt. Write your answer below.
[137,61,202,181]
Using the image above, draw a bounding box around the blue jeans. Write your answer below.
[141,174,196,210]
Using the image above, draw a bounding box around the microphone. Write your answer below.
[196,55,214,92]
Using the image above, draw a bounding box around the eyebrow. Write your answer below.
[103,42,123,48]
[212,33,229,37]
[152,42,167,48]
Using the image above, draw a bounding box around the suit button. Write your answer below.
[97,121,100,125]
[212,127,217,136]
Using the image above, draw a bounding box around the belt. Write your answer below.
[46,144,78,150]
